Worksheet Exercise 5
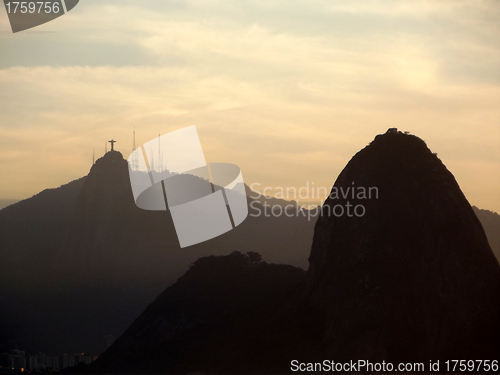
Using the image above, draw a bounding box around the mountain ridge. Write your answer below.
[91,129,500,373]
[0,150,316,354]
[2,136,500,358]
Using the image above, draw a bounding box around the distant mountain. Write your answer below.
[0,177,86,353]
[0,151,315,354]
[473,206,500,263]
[0,199,19,210]
[0,178,83,351]
[93,130,500,373]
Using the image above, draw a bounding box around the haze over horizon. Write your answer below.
[1,0,499,212]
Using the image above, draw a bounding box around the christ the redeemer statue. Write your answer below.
[108,139,117,151]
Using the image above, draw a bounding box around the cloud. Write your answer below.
[0,0,499,211]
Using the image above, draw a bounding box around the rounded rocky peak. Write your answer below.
[305,129,500,362]
[95,150,124,164]
[89,150,127,175]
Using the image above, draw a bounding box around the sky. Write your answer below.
[0,0,499,211]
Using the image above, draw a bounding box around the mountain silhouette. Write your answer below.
[91,130,500,373]
[305,129,500,362]
[92,251,306,373]
[0,199,19,210]
[0,150,315,354]
[0,176,86,352]
[473,206,500,263]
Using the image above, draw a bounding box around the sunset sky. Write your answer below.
[0,0,499,211]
